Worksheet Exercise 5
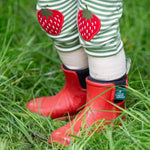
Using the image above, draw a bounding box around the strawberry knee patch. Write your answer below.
[37,9,64,35]
[78,9,101,41]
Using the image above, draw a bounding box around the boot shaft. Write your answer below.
[62,65,89,89]
[85,76,128,121]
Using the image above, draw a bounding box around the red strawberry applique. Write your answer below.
[78,8,101,41]
[37,8,64,35]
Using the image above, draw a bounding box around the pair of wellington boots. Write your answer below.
[27,65,128,146]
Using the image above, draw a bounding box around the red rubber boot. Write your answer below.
[26,65,88,119]
[48,76,128,146]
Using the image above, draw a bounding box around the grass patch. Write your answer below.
[0,0,150,149]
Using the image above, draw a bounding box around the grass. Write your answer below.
[0,0,150,149]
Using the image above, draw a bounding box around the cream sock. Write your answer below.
[58,47,88,70]
[88,49,127,81]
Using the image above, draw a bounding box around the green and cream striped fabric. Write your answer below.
[37,0,123,57]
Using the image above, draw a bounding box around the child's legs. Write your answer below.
[78,0,126,80]
[37,0,88,70]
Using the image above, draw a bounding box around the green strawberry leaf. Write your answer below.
[82,9,93,21]
[40,9,53,19]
